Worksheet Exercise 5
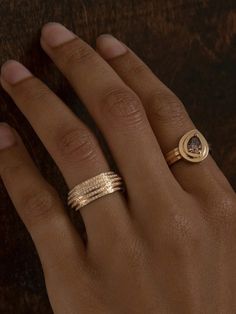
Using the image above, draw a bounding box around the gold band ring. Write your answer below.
[67,171,124,211]
[165,129,209,167]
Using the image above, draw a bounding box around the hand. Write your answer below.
[0,23,235,314]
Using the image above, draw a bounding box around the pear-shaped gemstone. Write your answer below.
[187,136,202,154]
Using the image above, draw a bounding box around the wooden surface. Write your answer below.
[0,0,236,312]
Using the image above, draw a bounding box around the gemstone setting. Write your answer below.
[187,136,202,154]
[178,130,209,163]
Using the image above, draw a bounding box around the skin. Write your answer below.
[0,23,235,314]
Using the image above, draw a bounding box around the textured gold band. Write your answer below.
[67,171,124,211]
[165,129,209,167]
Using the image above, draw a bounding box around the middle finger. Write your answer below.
[40,23,179,209]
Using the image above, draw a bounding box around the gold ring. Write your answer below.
[67,171,124,211]
[165,129,209,167]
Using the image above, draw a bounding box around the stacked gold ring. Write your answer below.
[165,129,209,166]
[67,171,124,211]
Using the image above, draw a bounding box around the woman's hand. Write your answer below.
[0,23,235,314]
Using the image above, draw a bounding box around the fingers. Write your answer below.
[0,61,128,253]
[39,23,178,206]
[96,35,229,197]
[0,61,108,189]
[0,123,85,273]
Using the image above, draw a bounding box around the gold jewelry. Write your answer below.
[67,171,124,211]
[165,129,209,167]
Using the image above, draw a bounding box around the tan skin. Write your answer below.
[0,23,235,313]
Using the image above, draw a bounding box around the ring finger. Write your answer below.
[0,61,128,253]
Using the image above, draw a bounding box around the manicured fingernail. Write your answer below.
[0,123,16,150]
[41,22,77,47]
[1,60,32,85]
[96,34,127,60]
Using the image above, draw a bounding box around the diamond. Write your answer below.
[187,136,202,154]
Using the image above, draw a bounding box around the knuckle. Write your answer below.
[60,41,95,68]
[119,235,149,268]
[1,161,25,181]
[130,61,152,76]
[172,214,201,243]
[14,78,49,104]
[161,212,205,254]
[57,127,98,163]
[148,90,188,127]
[21,187,59,226]
[206,192,236,227]
[101,88,145,128]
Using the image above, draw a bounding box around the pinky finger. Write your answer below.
[0,122,86,275]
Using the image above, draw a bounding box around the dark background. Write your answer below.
[0,0,235,313]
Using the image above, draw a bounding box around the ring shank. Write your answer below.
[165,148,182,166]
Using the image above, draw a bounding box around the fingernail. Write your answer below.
[41,22,77,47]
[1,60,32,85]
[0,123,16,150]
[96,34,127,60]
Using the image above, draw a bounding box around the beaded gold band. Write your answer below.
[67,171,124,211]
[165,129,209,167]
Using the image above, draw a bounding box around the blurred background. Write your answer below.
[0,0,235,313]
